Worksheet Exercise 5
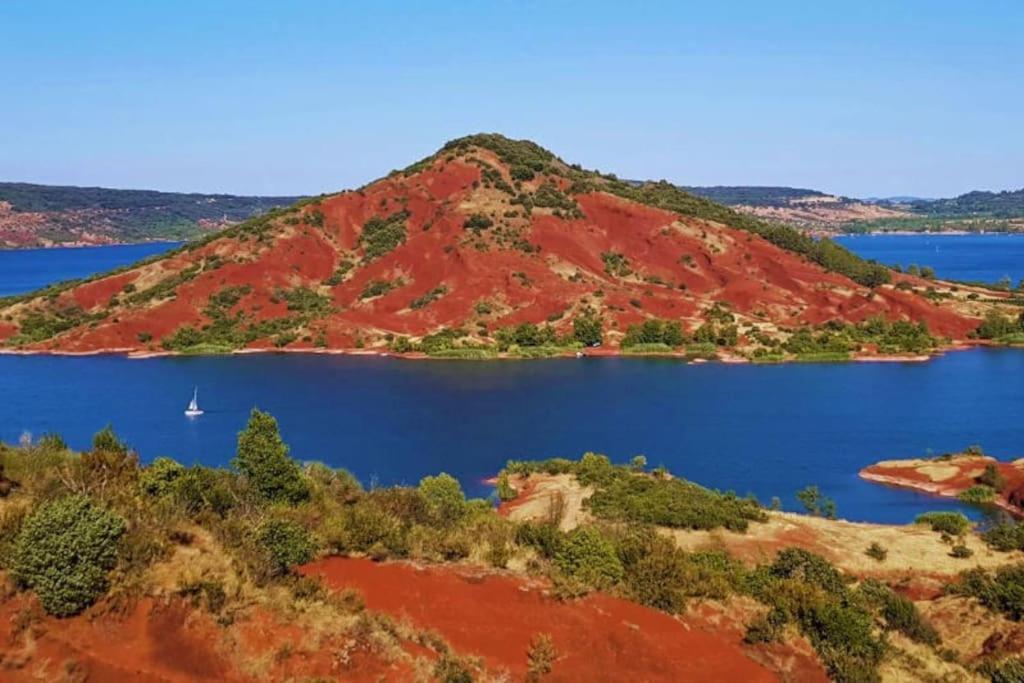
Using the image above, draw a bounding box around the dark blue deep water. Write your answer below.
[836,233,1024,285]
[0,242,180,297]
[1,237,1022,524]
[1,350,1021,524]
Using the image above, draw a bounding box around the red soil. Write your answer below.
[0,596,228,682]
[0,593,415,682]
[301,556,785,682]
[1,141,985,353]
[860,455,1024,516]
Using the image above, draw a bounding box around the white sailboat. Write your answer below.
[184,387,204,417]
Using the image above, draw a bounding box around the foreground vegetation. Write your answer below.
[3,415,1022,680]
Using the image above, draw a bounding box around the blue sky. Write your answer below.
[1,1,1021,197]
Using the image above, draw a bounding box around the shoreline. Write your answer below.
[0,341,992,364]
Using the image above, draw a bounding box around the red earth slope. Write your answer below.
[0,136,984,354]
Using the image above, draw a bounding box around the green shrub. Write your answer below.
[233,409,309,504]
[983,521,1024,552]
[915,511,970,536]
[613,529,689,612]
[526,633,557,681]
[495,471,517,502]
[958,485,996,504]
[326,501,408,556]
[554,527,624,589]
[172,466,236,516]
[585,473,766,532]
[982,657,1024,683]
[572,316,603,346]
[601,251,632,277]
[463,213,494,230]
[418,473,467,527]
[139,456,185,497]
[744,608,787,644]
[256,518,316,576]
[865,542,888,562]
[360,211,408,260]
[859,579,939,645]
[953,564,1024,620]
[12,495,126,616]
[360,278,402,300]
[515,521,563,559]
[92,424,129,454]
[977,463,1008,492]
[950,544,973,558]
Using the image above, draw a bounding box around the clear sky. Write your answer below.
[2,1,1021,198]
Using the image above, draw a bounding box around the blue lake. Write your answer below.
[1,349,1020,524]
[1,236,1022,524]
[0,242,181,297]
[836,233,1024,286]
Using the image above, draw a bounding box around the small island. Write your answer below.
[860,448,1024,516]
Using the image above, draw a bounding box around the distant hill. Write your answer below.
[0,182,302,248]
[909,188,1024,218]
[681,186,834,207]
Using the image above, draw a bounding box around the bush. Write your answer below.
[954,564,1024,620]
[360,211,408,260]
[418,473,467,527]
[139,456,185,497]
[326,501,407,556]
[958,485,996,504]
[978,463,1007,492]
[983,521,1024,552]
[554,527,624,590]
[12,496,126,616]
[983,657,1024,683]
[585,473,766,532]
[614,529,689,612]
[233,409,309,504]
[256,518,316,576]
[915,511,970,536]
[865,542,888,562]
[526,633,557,681]
[859,579,939,645]
[950,544,973,559]
[572,316,603,346]
[463,213,494,230]
[92,424,129,454]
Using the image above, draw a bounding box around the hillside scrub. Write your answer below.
[0,416,973,681]
[504,453,767,532]
[12,495,126,616]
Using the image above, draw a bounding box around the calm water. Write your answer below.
[836,233,1024,285]
[0,242,180,297]
[1,237,1021,524]
[1,350,1021,524]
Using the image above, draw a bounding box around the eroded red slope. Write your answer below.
[301,557,808,682]
[0,140,983,353]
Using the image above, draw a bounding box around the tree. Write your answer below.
[573,316,603,346]
[233,409,308,504]
[92,424,128,454]
[418,473,466,526]
[13,495,126,616]
[796,485,836,519]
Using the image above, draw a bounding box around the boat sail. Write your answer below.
[184,387,204,417]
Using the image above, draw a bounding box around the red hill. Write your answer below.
[0,134,994,357]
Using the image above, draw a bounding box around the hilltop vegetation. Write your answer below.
[682,185,834,207]
[0,181,301,247]
[908,188,1024,219]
